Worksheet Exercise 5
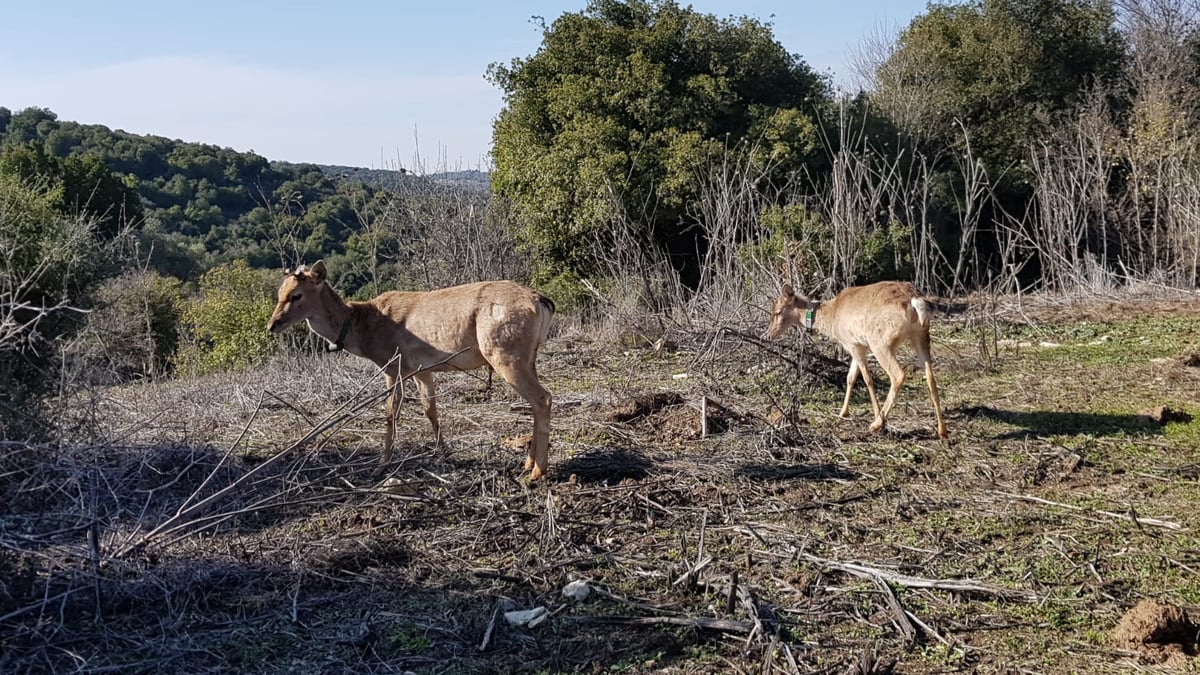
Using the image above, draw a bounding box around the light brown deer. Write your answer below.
[764,281,948,439]
[267,260,556,478]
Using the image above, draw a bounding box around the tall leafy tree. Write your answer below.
[872,0,1126,181]
[0,173,100,438]
[488,0,829,285]
[0,107,12,140]
[0,107,56,146]
[0,142,144,239]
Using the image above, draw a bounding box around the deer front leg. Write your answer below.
[382,372,400,464]
[856,363,884,432]
[845,344,882,429]
[412,371,441,446]
[839,357,861,418]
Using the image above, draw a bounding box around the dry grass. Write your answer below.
[3,291,1200,673]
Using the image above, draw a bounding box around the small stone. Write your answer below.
[562,579,591,601]
[503,606,549,628]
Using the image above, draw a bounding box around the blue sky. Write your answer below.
[1,1,930,169]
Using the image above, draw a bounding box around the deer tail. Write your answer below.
[910,297,933,355]
[910,297,930,329]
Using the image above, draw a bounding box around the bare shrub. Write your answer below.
[1024,95,1121,292]
[0,175,98,438]
[852,19,943,143]
[69,269,184,384]
[369,159,526,292]
[773,101,979,298]
[1114,0,1200,285]
[582,204,689,345]
[687,142,780,326]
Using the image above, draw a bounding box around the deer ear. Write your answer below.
[780,284,794,298]
[310,260,327,282]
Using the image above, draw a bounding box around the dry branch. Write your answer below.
[997,492,1184,530]
[800,553,1036,602]
[564,614,755,634]
[873,577,917,646]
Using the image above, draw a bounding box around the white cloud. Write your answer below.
[1,57,500,168]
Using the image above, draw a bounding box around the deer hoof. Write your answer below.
[869,419,885,433]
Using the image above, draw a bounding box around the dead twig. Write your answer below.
[873,577,918,646]
[996,491,1183,531]
[564,614,755,634]
[801,553,1036,601]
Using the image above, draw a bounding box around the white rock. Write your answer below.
[562,580,591,601]
[503,606,549,628]
[527,609,550,628]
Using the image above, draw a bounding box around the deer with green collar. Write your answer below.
[765,281,948,439]
[267,260,556,479]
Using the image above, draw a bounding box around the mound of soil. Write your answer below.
[1136,405,1193,426]
[1112,600,1197,664]
[606,392,685,423]
[605,392,743,443]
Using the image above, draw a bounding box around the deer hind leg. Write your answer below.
[412,371,441,446]
[915,334,948,439]
[870,340,908,433]
[491,356,552,479]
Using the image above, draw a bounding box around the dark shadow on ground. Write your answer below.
[556,446,655,484]
[834,424,946,443]
[734,463,858,482]
[962,404,1161,439]
[0,551,722,674]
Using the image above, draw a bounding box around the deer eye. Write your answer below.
[290,292,302,303]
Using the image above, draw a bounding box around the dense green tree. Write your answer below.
[0,142,144,239]
[176,260,285,375]
[0,140,61,180]
[61,153,145,237]
[1,107,57,146]
[488,0,829,285]
[873,0,1126,181]
[0,174,100,437]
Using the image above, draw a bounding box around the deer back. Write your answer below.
[357,280,550,373]
[818,281,926,349]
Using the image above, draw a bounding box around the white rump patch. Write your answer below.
[491,304,507,320]
[910,297,929,325]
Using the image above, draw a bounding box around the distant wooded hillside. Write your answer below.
[306,164,489,192]
[0,106,487,282]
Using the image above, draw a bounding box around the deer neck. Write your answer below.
[802,298,826,334]
[306,287,355,351]
[807,297,838,336]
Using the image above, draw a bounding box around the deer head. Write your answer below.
[267,260,328,334]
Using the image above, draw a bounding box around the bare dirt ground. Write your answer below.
[3,289,1200,673]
